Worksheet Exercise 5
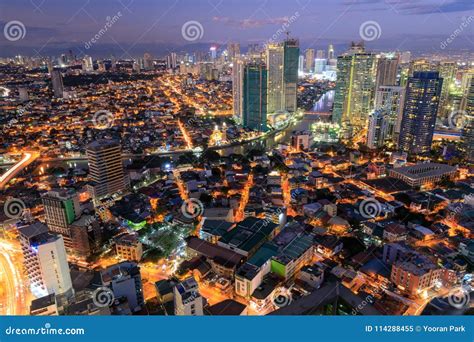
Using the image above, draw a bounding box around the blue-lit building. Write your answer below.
[243,63,268,132]
[398,71,443,155]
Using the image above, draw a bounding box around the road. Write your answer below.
[0,151,39,189]
[0,240,29,315]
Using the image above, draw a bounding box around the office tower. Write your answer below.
[242,63,267,132]
[266,43,285,114]
[47,60,54,74]
[398,71,443,155]
[461,77,474,161]
[374,85,406,143]
[367,109,389,149]
[210,46,217,60]
[283,38,300,113]
[409,59,432,75]
[327,44,334,60]
[316,49,325,59]
[304,48,315,73]
[143,52,153,70]
[166,52,177,69]
[95,261,144,312]
[82,56,93,72]
[232,56,245,123]
[86,140,128,202]
[174,276,204,316]
[42,189,81,249]
[298,55,304,74]
[228,42,240,59]
[460,71,473,112]
[314,59,326,74]
[375,54,399,89]
[18,222,73,299]
[437,60,457,119]
[333,42,376,135]
[51,70,64,98]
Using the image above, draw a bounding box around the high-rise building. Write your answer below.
[232,56,245,123]
[367,109,389,149]
[374,85,406,143]
[314,59,326,74]
[174,276,204,316]
[51,70,64,98]
[327,44,335,60]
[266,43,285,114]
[304,48,315,73]
[375,54,399,89]
[398,71,443,155]
[94,261,144,312]
[242,63,268,132]
[437,60,457,119]
[283,38,300,113]
[82,56,93,72]
[86,140,128,203]
[298,55,304,74]
[42,189,81,249]
[166,52,177,69]
[143,52,153,70]
[333,42,376,136]
[461,77,474,162]
[228,42,240,59]
[316,49,325,59]
[18,222,73,299]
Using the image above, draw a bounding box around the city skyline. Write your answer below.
[0,0,473,57]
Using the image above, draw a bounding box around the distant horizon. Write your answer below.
[1,0,473,58]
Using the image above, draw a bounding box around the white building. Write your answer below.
[19,222,73,299]
[174,276,204,316]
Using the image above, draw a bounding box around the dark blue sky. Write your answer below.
[0,0,473,57]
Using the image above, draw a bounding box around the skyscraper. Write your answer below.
[51,70,64,98]
[18,222,73,299]
[42,189,81,249]
[242,63,268,132]
[333,42,376,136]
[227,42,241,59]
[437,60,457,119]
[316,49,325,59]
[375,54,399,89]
[367,109,389,149]
[283,38,300,113]
[374,85,406,143]
[327,44,335,60]
[304,48,315,73]
[86,140,128,203]
[266,43,285,114]
[232,56,245,123]
[398,71,443,155]
[461,77,474,162]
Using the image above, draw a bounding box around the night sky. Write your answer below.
[0,0,473,57]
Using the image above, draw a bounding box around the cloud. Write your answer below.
[212,16,292,29]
